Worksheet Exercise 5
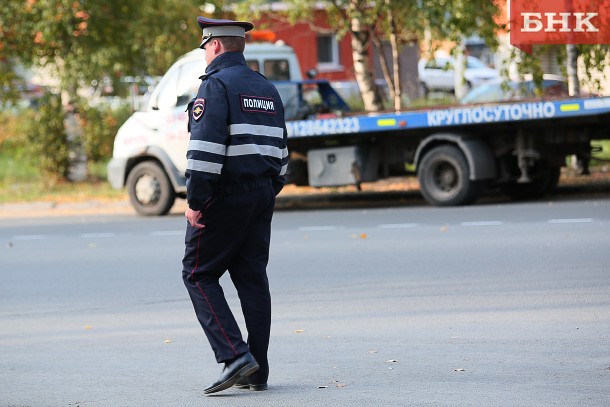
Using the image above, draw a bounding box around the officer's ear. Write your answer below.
[211,38,224,54]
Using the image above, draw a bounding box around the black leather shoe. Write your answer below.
[204,352,259,395]
[234,375,268,391]
[233,376,250,389]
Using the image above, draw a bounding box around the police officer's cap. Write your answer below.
[197,17,254,49]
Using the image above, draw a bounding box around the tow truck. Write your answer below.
[108,42,610,215]
[286,88,610,206]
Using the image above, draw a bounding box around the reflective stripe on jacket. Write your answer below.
[186,52,288,210]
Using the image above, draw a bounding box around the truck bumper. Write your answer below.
[107,158,128,189]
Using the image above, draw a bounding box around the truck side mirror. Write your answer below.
[306,68,318,79]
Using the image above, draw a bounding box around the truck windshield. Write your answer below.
[264,60,291,81]
[155,60,203,110]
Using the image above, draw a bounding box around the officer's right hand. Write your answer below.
[185,208,205,229]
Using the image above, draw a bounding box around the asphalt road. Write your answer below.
[1,197,609,406]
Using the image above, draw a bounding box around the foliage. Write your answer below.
[0,0,203,102]
[25,92,70,184]
[503,44,610,95]
[591,140,610,163]
[0,110,30,147]
[79,102,131,164]
[0,110,38,183]
[1,0,205,183]
[234,0,503,111]
[577,45,610,94]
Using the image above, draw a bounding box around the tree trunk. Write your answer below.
[372,35,395,105]
[566,44,587,174]
[389,30,402,110]
[566,44,580,97]
[453,43,467,99]
[350,14,382,112]
[386,0,402,111]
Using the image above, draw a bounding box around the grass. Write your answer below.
[0,180,127,204]
[0,158,127,204]
[592,140,610,163]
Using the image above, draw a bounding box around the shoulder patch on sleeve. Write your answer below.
[192,98,206,121]
[240,94,277,115]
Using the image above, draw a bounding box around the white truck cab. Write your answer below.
[108,42,302,215]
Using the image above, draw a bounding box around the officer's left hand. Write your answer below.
[185,208,205,229]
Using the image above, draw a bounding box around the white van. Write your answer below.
[108,42,302,215]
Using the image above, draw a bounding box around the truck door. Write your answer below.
[149,59,203,175]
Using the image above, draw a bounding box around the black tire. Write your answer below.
[126,161,175,216]
[286,158,309,186]
[417,145,480,206]
[500,164,561,201]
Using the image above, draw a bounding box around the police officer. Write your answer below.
[182,16,288,395]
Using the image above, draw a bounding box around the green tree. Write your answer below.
[0,0,202,95]
[370,0,503,108]
[235,0,503,111]
[506,44,610,96]
[26,92,71,184]
[0,0,204,180]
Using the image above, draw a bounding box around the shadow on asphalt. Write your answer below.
[273,182,610,211]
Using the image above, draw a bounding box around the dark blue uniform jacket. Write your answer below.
[186,52,288,210]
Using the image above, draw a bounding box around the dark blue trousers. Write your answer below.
[182,182,274,381]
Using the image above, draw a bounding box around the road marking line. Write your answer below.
[13,235,46,240]
[548,218,593,224]
[378,223,419,229]
[298,226,338,231]
[151,230,184,236]
[80,233,115,238]
[460,221,504,227]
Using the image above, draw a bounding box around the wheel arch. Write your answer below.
[414,133,497,181]
[125,146,186,194]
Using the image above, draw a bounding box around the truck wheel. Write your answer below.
[126,161,175,216]
[501,164,561,200]
[417,145,480,206]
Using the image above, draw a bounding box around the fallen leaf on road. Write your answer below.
[164,339,173,344]
[440,226,448,232]
[368,350,378,354]
[84,325,92,330]
[360,233,367,239]
[386,359,397,363]
[295,329,305,333]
